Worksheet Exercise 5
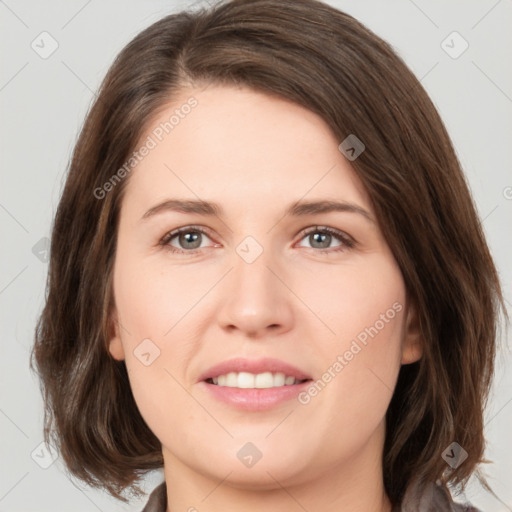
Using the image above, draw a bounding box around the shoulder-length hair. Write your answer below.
[31,0,505,504]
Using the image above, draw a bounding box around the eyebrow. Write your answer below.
[140,198,374,223]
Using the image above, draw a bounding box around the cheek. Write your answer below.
[115,285,194,447]
[287,256,406,465]
[111,256,188,430]
[308,252,406,349]
[113,252,201,342]
[304,254,405,426]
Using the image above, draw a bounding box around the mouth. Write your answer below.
[200,373,313,411]
[204,371,312,389]
[198,358,313,410]
[198,357,313,388]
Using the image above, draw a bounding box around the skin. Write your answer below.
[108,84,423,512]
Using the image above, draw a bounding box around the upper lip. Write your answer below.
[198,357,312,382]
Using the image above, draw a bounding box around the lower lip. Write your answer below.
[200,380,312,411]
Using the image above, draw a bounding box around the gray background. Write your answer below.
[1,0,511,511]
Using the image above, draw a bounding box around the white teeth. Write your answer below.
[238,372,255,388]
[284,375,295,385]
[226,372,238,387]
[210,371,304,388]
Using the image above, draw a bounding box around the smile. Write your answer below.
[206,371,309,388]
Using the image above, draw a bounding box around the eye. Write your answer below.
[295,226,355,253]
[159,225,356,255]
[159,226,217,254]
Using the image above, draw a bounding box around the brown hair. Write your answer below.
[31,0,505,505]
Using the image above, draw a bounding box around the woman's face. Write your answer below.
[108,84,421,490]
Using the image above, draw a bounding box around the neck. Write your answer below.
[161,420,392,512]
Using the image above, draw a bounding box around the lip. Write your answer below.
[199,379,312,411]
[197,357,312,382]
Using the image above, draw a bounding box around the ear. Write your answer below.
[401,301,423,365]
[107,307,126,361]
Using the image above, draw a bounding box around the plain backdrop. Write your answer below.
[1,0,511,511]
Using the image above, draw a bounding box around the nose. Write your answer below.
[216,245,295,339]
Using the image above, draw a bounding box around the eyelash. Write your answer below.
[159,225,356,255]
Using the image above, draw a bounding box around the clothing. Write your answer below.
[141,479,481,512]
[141,481,166,512]
[394,480,481,512]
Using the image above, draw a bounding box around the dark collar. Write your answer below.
[397,480,481,511]
[140,480,481,512]
[141,481,167,512]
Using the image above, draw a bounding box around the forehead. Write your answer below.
[121,84,371,217]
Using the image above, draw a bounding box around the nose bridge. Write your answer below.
[217,233,293,336]
[232,234,279,308]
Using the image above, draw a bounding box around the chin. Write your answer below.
[196,440,313,489]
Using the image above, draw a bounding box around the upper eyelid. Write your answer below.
[299,225,353,239]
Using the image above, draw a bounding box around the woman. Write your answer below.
[31,0,505,511]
